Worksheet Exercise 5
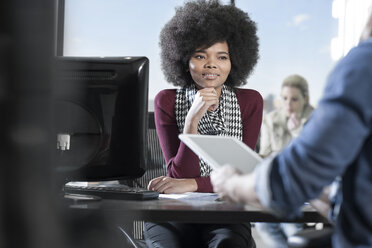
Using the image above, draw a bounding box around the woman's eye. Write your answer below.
[194,55,205,59]
[219,56,228,60]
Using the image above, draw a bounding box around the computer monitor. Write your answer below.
[53,56,149,183]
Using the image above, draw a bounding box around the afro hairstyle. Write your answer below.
[159,0,259,87]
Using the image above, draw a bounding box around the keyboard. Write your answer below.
[64,183,159,201]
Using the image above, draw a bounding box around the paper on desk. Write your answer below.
[159,192,219,201]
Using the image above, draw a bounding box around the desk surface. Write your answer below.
[68,195,328,224]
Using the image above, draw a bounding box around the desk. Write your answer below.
[68,195,328,224]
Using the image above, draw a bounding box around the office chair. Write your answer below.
[132,112,167,239]
[118,112,167,247]
[133,112,167,190]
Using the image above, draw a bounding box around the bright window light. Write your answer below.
[331,0,372,61]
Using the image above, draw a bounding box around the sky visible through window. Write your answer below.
[63,0,337,109]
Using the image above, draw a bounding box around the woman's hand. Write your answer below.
[147,176,198,194]
[287,113,300,131]
[183,88,219,134]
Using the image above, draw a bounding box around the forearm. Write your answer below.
[154,94,201,178]
[183,115,199,134]
[166,142,200,178]
[194,176,214,192]
[255,100,369,217]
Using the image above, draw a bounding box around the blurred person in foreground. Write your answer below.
[211,11,372,248]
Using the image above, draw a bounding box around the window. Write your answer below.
[59,0,341,110]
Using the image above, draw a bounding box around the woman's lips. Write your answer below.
[202,73,219,79]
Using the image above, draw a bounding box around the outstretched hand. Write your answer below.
[211,165,262,207]
[211,165,241,201]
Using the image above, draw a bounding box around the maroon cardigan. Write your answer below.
[154,88,263,192]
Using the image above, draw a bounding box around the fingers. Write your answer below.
[147,176,166,190]
[197,89,218,100]
[197,92,218,104]
[195,90,219,111]
[148,177,197,194]
[148,176,175,193]
[211,165,241,197]
[287,114,300,130]
[198,87,217,94]
[184,88,220,133]
[217,193,234,203]
[211,166,229,193]
[156,177,173,193]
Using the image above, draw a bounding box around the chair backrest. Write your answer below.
[131,112,167,240]
[133,112,166,189]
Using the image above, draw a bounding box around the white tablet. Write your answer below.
[179,134,262,174]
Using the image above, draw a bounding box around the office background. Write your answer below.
[61,0,371,112]
[1,1,370,247]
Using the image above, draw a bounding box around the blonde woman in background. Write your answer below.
[259,74,314,156]
[256,74,314,248]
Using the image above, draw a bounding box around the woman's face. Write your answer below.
[281,86,306,117]
[188,41,231,94]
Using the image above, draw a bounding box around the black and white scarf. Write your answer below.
[175,84,243,176]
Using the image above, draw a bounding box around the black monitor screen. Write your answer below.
[53,56,148,182]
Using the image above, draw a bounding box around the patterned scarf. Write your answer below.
[175,84,243,176]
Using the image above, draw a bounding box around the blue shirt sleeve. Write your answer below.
[255,38,372,219]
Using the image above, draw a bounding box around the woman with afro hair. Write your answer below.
[145,1,262,247]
